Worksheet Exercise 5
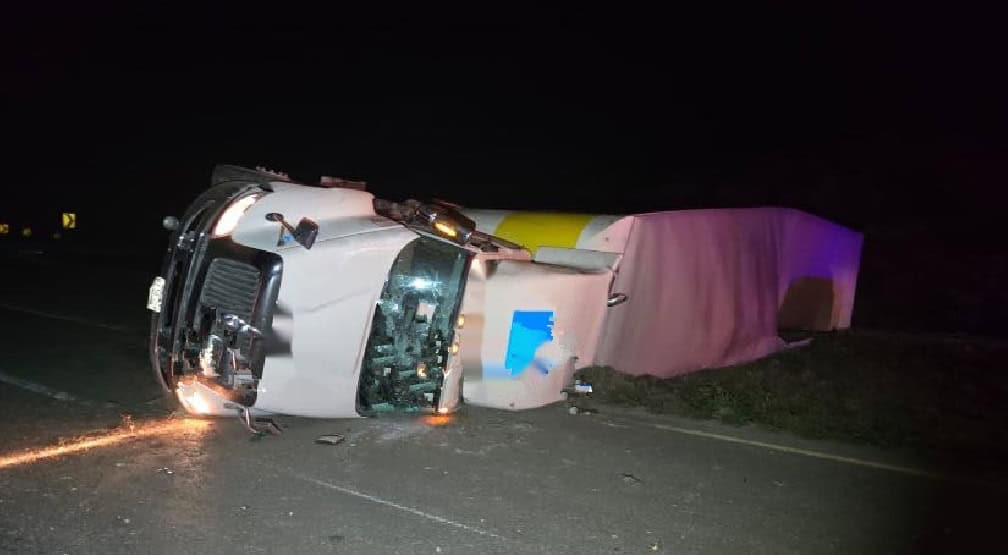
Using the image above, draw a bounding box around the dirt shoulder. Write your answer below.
[576,330,1008,473]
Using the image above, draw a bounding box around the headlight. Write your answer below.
[433,221,459,238]
[415,203,475,244]
[211,194,262,237]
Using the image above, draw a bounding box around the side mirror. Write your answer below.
[293,218,319,250]
[266,213,319,250]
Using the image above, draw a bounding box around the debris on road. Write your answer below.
[157,467,174,475]
[314,434,345,446]
[254,418,284,435]
[782,337,814,351]
[565,378,597,415]
[225,402,285,437]
[621,473,642,485]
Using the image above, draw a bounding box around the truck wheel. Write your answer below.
[149,312,179,409]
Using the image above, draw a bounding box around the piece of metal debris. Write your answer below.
[315,434,345,446]
[225,402,284,436]
[782,337,814,350]
[254,418,284,435]
[621,473,642,485]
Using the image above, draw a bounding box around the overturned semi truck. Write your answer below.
[147,165,863,419]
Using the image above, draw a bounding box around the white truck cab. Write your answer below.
[148,165,619,419]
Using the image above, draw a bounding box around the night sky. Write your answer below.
[3,6,1005,333]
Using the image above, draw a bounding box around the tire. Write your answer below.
[149,312,179,409]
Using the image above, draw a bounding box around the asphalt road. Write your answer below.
[0,252,1005,554]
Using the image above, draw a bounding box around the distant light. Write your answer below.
[456,315,465,328]
[0,223,8,235]
[438,407,451,414]
[451,343,460,355]
[61,213,76,229]
[411,277,432,290]
[21,227,31,238]
[433,221,458,238]
[416,362,428,379]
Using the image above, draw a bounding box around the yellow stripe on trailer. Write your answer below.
[493,212,595,255]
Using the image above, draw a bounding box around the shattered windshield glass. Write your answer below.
[358,236,471,413]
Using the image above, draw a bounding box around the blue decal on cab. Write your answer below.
[504,310,555,376]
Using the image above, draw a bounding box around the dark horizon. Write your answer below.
[3,7,1005,335]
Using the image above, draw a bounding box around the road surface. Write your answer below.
[0,252,1004,553]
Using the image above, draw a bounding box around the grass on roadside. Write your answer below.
[576,331,1008,459]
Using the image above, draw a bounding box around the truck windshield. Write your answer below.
[357,235,471,413]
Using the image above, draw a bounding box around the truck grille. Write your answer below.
[200,258,261,321]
